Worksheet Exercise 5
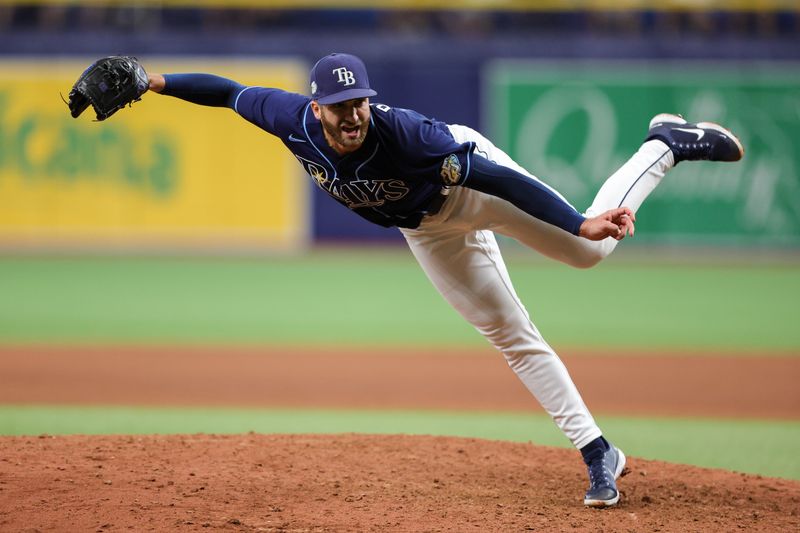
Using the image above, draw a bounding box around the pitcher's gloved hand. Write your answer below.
[67,56,149,121]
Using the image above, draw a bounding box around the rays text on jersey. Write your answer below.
[295,154,410,209]
[332,178,411,209]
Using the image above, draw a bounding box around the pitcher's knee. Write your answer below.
[503,347,551,362]
[478,322,538,355]
[503,347,557,375]
[480,323,554,363]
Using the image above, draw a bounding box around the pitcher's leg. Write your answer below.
[585,139,674,217]
[582,111,744,230]
[401,225,601,449]
[449,124,675,267]
[500,139,675,266]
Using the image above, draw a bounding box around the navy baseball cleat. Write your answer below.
[646,113,744,164]
[581,437,627,508]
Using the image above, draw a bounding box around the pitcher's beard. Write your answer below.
[322,119,367,151]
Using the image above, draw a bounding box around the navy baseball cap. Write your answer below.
[310,53,377,105]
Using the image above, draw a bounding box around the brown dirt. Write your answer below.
[0,345,798,532]
[0,345,798,418]
[1,433,798,532]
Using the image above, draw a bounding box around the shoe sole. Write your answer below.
[583,448,627,508]
[696,121,745,161]
[649,112,686,128]
[649,113,744,161]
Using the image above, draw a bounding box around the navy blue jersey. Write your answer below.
[234,87,473,228]
[160,73,586,235]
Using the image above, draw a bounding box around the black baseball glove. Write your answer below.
[67,56,149,121]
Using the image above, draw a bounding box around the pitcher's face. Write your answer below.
[312,97,371,154]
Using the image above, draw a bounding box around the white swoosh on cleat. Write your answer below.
[674,127,705,140]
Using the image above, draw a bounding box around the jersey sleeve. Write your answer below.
[233,87,309,136]
[161,73,245,108]
[466,156,586,235]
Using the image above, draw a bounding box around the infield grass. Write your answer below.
[0,252,798,351]
[0,405,797,481]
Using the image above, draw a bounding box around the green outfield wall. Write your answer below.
[486,62,800,247]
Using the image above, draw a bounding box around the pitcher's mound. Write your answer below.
[1,433,797,532]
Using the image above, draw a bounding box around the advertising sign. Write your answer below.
[0,58,308,251]
[486,62,800,246]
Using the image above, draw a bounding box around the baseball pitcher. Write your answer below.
[67,54,743,508]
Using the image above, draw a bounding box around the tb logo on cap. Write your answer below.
[332,67,356,86]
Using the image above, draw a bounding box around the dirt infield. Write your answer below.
[0,345,797,418]
[1,433,798,532]
[0,345,798,531]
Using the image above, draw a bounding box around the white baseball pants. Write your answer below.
[400,124,674,449]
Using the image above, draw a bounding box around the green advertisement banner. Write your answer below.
[485,62,800,247]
